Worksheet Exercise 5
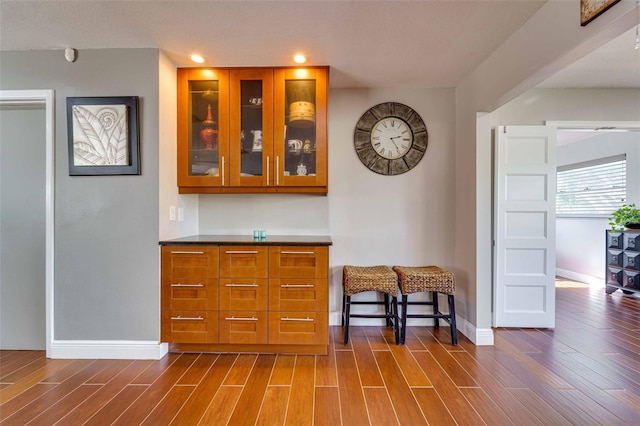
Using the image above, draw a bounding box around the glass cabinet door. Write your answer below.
[274,68,327,190]
[229,69,273,187]
[177,69,229,189]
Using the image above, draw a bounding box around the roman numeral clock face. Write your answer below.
[354,102,428,175]
[371,118,412,159]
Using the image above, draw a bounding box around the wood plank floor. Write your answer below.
[1,286,639,425]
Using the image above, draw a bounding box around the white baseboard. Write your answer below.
[329,312,494,345]
[49,340,169,360]
[556,268,604,287]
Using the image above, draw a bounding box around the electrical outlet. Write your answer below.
[169,206,176,221]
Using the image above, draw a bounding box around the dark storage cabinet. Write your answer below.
[606,230,640,294]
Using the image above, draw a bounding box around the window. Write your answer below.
[556,155,626,217]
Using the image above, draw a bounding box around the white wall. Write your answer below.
[196,87,456,325]
[159,51,198,241]
[555,131,640,284]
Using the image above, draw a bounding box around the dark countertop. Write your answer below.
[159,234,332,246]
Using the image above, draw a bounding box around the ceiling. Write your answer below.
[0,1,637,90]
[0,0,537,89]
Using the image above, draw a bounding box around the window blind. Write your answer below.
[556,155,626,216]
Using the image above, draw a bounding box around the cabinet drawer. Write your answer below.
[607,267,623,286]
[624,233,640,251]
[219,311,268,344]
[607,250,623,267]
[269,246,328,279]
[220,246,268,278]
[162,278,218,311]
[623,270,640,289]
[269,279,327,312]
[220,278,268,311]
[162,246,219,278]
[268,311,328,345]
[624,251,640,270]
[161,311,217,343]
[607,232,623,249]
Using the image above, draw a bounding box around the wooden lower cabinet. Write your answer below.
[161,243,329,354]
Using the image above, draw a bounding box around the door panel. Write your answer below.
[494,125,556,328]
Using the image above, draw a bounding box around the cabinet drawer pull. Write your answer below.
[225,283,258,287]
[170,316,204,321]
[224,316,258,321]
[171,250,205,254]
[280,317,313,322]
[266,156,270,186]
[281,284,314,288]
[281,251,314,255]
[225,250,259,254]
[276,156,280,186]
[171,283,204,288]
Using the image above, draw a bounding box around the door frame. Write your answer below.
[0,89,55,356]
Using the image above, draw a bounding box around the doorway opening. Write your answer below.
[552,121,640,291]
[0,90,55,356]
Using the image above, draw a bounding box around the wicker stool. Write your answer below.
[342,265,400,344]
[393,266,458,345]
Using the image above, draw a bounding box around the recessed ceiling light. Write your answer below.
[293,54,306,64]
[189,54,205,64]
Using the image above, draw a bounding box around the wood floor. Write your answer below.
[1,285,639,425]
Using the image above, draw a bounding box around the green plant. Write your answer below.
[608,203,640,231]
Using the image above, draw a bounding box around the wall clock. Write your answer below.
[354,102,428,175]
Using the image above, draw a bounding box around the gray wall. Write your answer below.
[0,106,46,349]
[0,49,160,340]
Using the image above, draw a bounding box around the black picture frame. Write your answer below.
[66,96,140,175]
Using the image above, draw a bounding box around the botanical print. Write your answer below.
[71,104,128,166]
[580,0,621,25]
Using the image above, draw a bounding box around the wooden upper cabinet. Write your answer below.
[177,68,230,189]
[273,67,328,191]
[177,66,328,194]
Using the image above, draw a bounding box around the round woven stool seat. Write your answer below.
[393,266,455,295]
[343,265,397,296]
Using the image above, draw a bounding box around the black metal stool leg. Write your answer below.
[341,293,346,327]
[383,293,392,326]
[391,296,400,344]
[448,294,458,345]
[401,294,408,344]
[432,291,440,328]
[343,295,351,344]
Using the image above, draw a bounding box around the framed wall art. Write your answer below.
[580,0,621,26]
[66,96,140,175]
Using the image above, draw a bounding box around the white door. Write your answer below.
[494,125,556,328]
